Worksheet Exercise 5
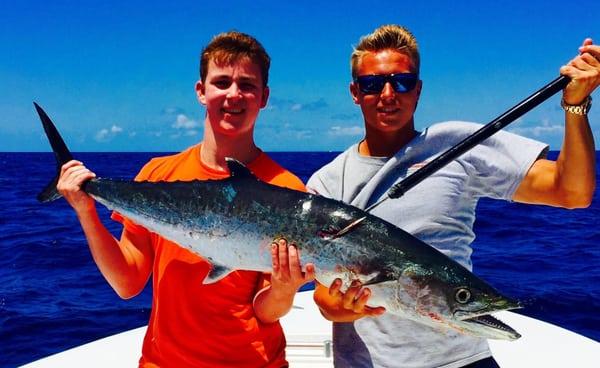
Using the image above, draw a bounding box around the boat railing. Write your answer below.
[286,339,332,357]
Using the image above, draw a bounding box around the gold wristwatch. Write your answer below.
[561,96,592,115]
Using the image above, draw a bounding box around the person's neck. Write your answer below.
[200,124,261,172]
[359,124,417,157]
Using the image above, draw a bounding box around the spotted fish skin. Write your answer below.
[35,102,521,340]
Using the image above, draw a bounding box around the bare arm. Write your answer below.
[253,239,315,324]
[58,160,153,299]
[514,40,599,208]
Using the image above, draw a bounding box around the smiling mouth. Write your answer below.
[223,108,244,115]
[377,107,400,114]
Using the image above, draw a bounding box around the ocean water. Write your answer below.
[1,151,599,367]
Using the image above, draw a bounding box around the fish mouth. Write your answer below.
[462,314,522,340]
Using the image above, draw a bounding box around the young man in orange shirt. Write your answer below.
[56,31,314,367]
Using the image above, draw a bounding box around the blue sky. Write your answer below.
[2,0,599,152]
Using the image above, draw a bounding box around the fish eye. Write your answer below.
[455,288,471,304]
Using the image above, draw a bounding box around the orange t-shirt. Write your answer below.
[111,144,305,368]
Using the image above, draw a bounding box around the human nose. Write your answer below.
[380,82,396,100]
[226,83,243,100]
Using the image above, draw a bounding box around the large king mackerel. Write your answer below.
[35,103,521,340]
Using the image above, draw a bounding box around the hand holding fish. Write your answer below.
[57,160,97,214]
[561,38,600,104]
[269,238,315,294]
[313,279,386,323]
[253,238,315,324]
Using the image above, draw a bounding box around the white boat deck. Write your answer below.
[22,292,600,367]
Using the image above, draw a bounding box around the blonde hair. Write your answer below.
[200,31,271,86]
[351,25,420,78]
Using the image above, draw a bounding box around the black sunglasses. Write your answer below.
[354,73,419,94]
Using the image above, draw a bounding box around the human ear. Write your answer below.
[414,79,423,109]
[350,82,360,105]
[260,86,270,108]
[195,80,207,105]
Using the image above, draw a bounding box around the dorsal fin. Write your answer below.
[225,157,257,179]
[203,262,233,284]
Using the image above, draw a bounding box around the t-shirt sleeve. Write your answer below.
[306,171,332,197]
[281,173,307,192]
[110,211,149,235]
[268,170,306,192]
[306,151,350,199]
[466,126,548,200]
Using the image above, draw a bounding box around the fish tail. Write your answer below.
[34,102,74,203]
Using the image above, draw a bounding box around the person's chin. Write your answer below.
[215,121,252,136]
[376,108,402,118]
[373,120,409,133]
[377,115,404,126]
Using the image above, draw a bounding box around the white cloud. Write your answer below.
[328,126,363,136]
[95,129,109,141]
[331,113,357,121]
[509,118,562,138]
[172,114,200,129]
[295,130,312,139]
[267,97,327,112]
[95,124,124,141]
[302,98,328,111]
[163,107,185,115]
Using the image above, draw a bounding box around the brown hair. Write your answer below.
[199,31,271,86]
[351,25,420,78]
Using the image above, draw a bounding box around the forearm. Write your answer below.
[253,285,296,324]
[555,111,596,206]
[76,208,151,298]
[551,40,599,206]
[514,104,596,207]
[57,161,152,297]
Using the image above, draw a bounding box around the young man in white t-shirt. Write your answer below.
[307,24,599,368]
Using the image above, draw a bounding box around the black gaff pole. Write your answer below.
[365,75,570,213]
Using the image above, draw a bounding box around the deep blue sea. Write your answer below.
[1,151,599,367]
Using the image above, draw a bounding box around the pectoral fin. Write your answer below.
[362,271,395,286]
[317,216,366,240]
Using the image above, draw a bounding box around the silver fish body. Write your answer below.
[34,102,521,340]
[83,163,521,340]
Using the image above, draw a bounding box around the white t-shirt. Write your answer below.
[307,121,548,368]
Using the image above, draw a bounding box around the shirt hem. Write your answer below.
[437,349,493,368]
